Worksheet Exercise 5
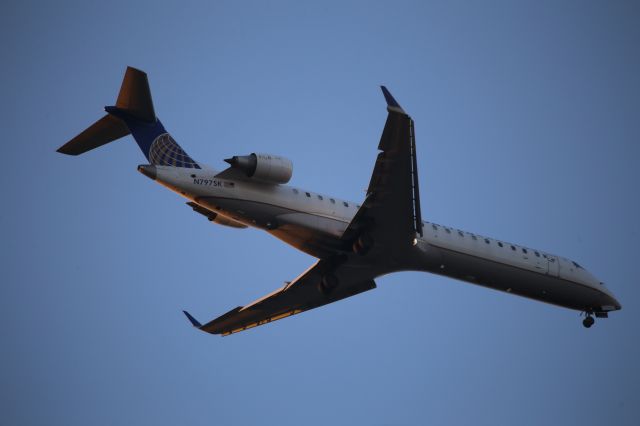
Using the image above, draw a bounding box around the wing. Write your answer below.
[184,260,376,336]
[342,87,422,250]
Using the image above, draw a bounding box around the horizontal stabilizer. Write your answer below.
[57,114,130,155]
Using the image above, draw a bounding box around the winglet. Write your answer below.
[380,86,406,114]
[183,310,202,328]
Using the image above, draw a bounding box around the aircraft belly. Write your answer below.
[196,196,286,229]
[198,196,347,257]
[429,245,611,311]
[276,213,347,238]
[270,214,348,258]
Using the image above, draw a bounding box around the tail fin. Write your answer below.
[57,67,200,169]
[115,66,156,122]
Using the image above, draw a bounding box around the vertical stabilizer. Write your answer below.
[115,67,156,123]
[57,67,200,168]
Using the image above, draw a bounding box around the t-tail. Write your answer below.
[57,66,200,169]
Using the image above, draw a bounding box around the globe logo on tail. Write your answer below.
[149,133,201,169]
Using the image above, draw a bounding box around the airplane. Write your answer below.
[57,66,621,335]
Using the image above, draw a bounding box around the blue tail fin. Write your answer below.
[104,106,200,169]
[58,67,200,169]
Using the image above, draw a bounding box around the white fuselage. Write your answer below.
[147,165,621,314]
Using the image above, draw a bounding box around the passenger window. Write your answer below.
[305,192,311,197]
[522,248,528,254]
[498,242,503,247]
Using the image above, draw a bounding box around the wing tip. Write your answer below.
[56,146,74,155]
[182,310,202,328]
[380,86,406,114]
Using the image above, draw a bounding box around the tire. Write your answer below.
[353,233,374,255]
[318,273,339,295]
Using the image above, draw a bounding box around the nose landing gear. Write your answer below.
[581,310,596,328]
[582,315,595,328]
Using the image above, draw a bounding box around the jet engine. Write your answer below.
[224,153,293,184]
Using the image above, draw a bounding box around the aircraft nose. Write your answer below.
[599,283,622,311]
[137,164,157,180]
[607,296,622,311]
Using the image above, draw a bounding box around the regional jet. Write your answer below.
[57,67,621,334]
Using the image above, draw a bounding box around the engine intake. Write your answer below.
[224,153,293,184]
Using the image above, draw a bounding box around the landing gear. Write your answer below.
[318,273,339,295]
[582,314,595,328]
[352,233,374,256]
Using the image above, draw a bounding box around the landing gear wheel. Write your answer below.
[318,273,339,295]
[352,233,374,256]
[582,316,595,328]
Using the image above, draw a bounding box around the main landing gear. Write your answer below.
[317,255,347,296]
[318,273,338,295]
[352,233,374,256]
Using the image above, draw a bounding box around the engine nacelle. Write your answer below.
[224,153,293,184]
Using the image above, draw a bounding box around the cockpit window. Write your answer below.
[572,261,582,269]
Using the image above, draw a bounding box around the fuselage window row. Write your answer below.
[428,222,547,259]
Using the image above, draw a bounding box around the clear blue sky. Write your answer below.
[2,1,639,425]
